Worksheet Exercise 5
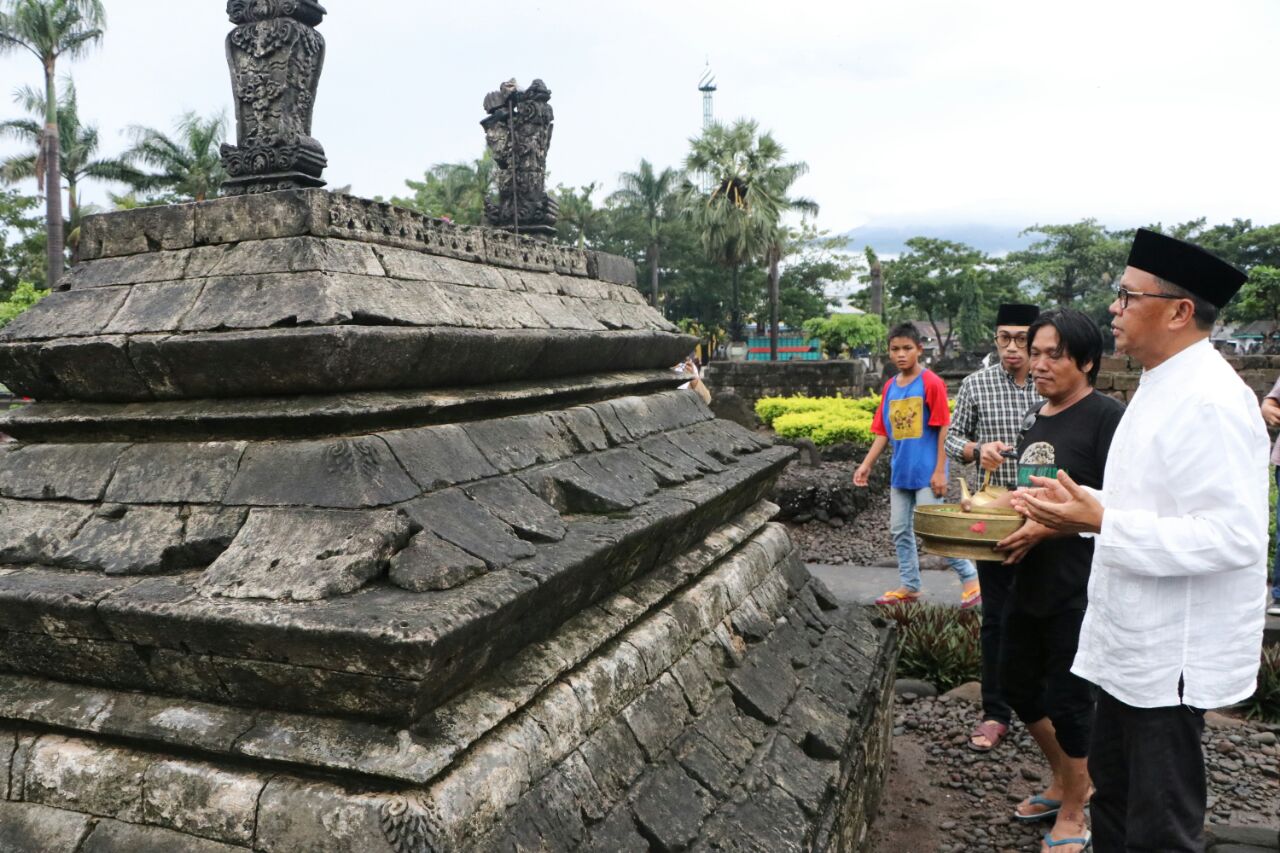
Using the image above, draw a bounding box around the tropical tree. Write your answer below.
[0,0,107,287]
[393,152,493,225]
[124,111,228,202]
[1232,265,1280,326]
[0,187,42,293]
[882,237,990,359]
[761,187,819,358]
[0,79,142,237]
[1006,220,1128,310]
[555,183,606,249]
[683,119,803,344]
[608,159,679,308]
[777,231,859,329]
[802,313,886,359]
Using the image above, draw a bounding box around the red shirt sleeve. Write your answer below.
[871,378,892,436]
[923,370,951,427]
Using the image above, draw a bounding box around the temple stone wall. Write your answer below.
[1094,353,1280,403]
[0,190,898,852]
[701,361,868,412]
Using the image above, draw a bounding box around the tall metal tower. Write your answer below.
[698,63,717,130]
[697,63,717,192]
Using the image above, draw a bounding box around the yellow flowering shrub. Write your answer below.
[755,392,954,446]
[755,394,879,446]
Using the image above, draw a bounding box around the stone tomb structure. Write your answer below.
[0,191,895,851]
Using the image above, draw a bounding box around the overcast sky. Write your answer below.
[1,0,1277,237]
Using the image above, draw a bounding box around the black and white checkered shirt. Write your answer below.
[944,363,1042,488]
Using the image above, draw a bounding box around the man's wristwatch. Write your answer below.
[973,442,983,463]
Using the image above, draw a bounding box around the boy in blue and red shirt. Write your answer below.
[854,323,980,606]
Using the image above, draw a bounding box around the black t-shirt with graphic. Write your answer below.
[1012,390,1125,617]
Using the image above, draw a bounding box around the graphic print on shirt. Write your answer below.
[888,396,923,439]
[1017,441,1059,487]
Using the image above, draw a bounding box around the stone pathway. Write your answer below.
[807,563,965,607]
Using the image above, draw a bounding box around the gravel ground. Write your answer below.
[867,686,1280,853]
[783,474,966,569]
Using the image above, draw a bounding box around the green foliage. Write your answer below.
[801,313,886,358]
[392,152,492,225]
[1,78,143,207]
[877,604,982,692]
[681,119,815,341]
[555,182,607,249]
[123,111,228,202]
[1232,265,1280,326]
[755,394,880,446]
[1269,473,1276,572]
[0,187,43,293]
[0,280,46,326]
[778,227,860,329]
[882,237,1005,358]
[608,159,680,306]
[1006,221,1127,335]
[1238,645,1280,723]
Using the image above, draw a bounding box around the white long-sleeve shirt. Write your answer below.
[1072,338,1269,710]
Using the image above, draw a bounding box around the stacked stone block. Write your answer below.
[0,192,895,851]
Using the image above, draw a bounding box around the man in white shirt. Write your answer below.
[1011,229,1267,853]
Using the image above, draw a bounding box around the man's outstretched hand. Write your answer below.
[994,518,1053,565]
[1008,470,1103,535]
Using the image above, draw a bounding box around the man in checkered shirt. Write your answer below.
[944,302,1042,752]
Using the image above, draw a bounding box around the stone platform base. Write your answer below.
[0,521,896,852]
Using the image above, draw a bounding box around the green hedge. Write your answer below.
[755,394,880,447]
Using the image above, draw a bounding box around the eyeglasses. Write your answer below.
[995,332,1029,349]
[1114,285,1185,312]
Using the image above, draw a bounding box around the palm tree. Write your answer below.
[0,0,107,287]
[762,196,819,360]
[395,152,494,224]
[556,182,603,249]
[0,79,142,242]
[684,119,811,347]
[124,112,228,202]
[608,159,679,309]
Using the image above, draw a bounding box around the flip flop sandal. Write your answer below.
[1043,829,1091,850]
[875,589,920,606]
[966,719,1008,752]
[1013,795,1062,822]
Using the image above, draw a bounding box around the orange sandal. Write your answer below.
[875,588,921,606]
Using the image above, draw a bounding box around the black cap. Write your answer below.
[1126,228,1247,309]
[995,303,1040,326]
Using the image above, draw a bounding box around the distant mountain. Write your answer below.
[839,223,1036,257]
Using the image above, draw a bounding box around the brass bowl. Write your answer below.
[913,505,1025,561]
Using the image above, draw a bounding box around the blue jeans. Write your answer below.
[889,486,978,592]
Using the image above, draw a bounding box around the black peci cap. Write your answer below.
[1126,228,1247,308]
[995,303,1040,326]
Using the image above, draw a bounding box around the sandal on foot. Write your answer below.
[960,587,983,610]
[875,588,920,606]
[1043,829,1091,850]
[966,719,1008,752]
[1013,794,1062,822]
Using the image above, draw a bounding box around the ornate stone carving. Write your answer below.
[379,795,439,853]
[481,79,558,239]
[220,0,328,196]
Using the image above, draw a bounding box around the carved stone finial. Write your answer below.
[481,78,558,239]
[220,0,328,196]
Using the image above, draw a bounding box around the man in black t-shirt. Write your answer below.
[992,309,1124,853]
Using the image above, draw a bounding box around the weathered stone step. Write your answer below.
[0,370,682,443]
